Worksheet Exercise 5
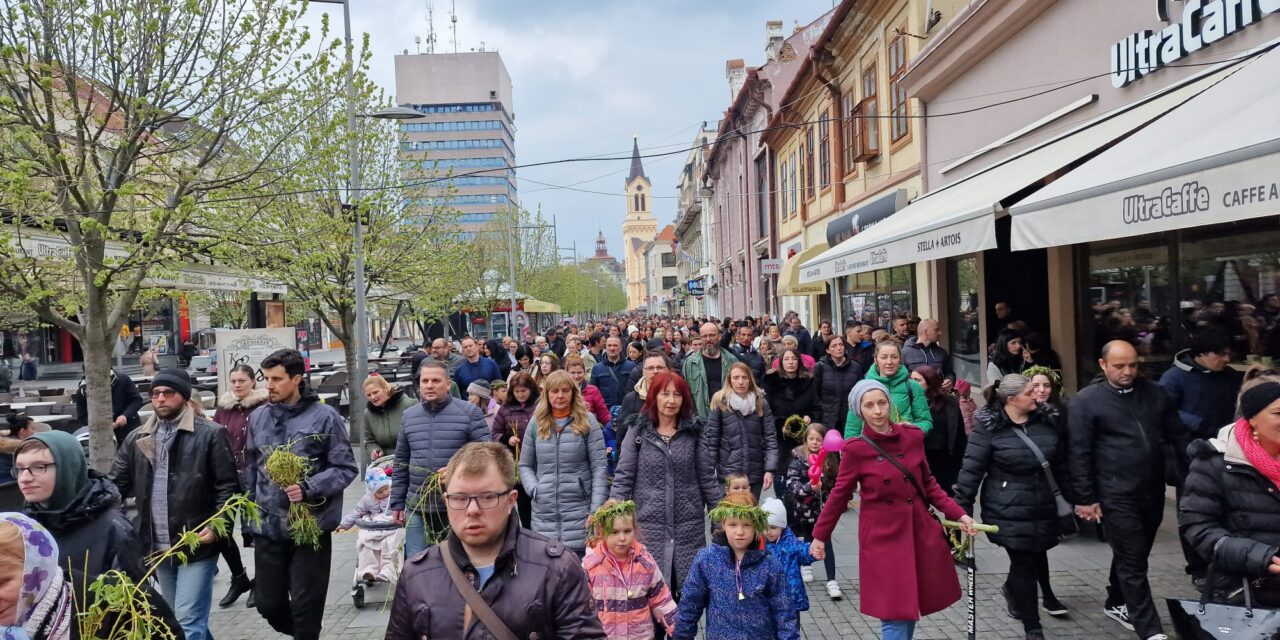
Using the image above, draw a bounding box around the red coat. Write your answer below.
[811,423,966,621]
[581,383,612,426]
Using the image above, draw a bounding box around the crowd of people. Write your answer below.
[2,307,1279,640]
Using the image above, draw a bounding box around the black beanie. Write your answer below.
[1240,381,1280,421]
[151,368,193,400]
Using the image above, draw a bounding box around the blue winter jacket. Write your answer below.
[590,356,636,407]
[764,528,815,612]
[453,356,502,391]
[674,539,798,640]
[1158,349,1243,439]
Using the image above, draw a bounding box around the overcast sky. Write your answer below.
[307,0,836,260]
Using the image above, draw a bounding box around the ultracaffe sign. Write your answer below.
[1110,0,1280,88]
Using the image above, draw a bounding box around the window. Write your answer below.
[839,265,914,330]
[889,30,910,143]
[804,127,815,199]
[755,154,769,235]
[779,155,790,218]
[841,90,861,173]
[947,256,982,385]
[661,252,676,268]
[662,276,679,290]
[818,114,830,188]
[787,152,798,215]
[633,194,640,211]
[860,63,881,160]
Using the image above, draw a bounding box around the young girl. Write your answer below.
[337,466,399,584]
[784,423,843,599]
[724,472,753,499]
[582,500,677,640]
[674,493,798,640]
[761,497,818,616]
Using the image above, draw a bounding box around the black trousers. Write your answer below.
[1102,491,1165,639]
[253,533,332,640]
[1006,549,1046,632]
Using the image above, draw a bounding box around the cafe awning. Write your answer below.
[1010,45,1280,250]
[778,244,829,296]
[522,298,561,314]
[799,56,1247,283]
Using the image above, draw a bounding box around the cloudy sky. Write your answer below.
[307,0,837,259]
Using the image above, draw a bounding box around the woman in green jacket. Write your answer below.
[363,375,416,463]
[844,340,932,438]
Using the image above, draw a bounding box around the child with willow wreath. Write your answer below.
[581,500,677,639]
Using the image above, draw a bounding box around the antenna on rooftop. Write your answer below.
[414,36,421,53]
[450,0,458,54]
[425,2,437,53]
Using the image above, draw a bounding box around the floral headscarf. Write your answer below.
[0,512,67,640]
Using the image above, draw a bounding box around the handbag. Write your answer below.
[1167,565,1280,639]
[1008,426,1079,540]
[440,540,520,640]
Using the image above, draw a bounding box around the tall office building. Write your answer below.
[393,51,516,234]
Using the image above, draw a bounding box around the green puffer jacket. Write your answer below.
[843,364,932,437]
[364,390,417,460]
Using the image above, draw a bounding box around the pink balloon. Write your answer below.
[822,429,845,453]
[807,452,825,486]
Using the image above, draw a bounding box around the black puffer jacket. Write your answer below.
[705,398,778,485]
[813,355,863,429]
[954,405,1065,552]
[760,372,820,435]
[1181,423,1280,591]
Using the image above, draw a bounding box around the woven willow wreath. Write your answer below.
[708,500,769,533]
[782,414,808,441]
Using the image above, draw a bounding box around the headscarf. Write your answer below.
[848,379,890,419]
[0,512,71,640]
[25,433,87,510]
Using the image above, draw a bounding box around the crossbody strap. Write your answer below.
[1008,426,1064,498]
[440,541,521,640]
[860,434,930,506]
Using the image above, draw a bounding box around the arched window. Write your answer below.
[640,194,647,211]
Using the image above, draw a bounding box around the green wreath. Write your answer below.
[782,415,808,442]
[588,500,637,537]
[708,500,769,533]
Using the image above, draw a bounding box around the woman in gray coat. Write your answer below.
[610,372,723,598]
[704,361,778,498]
[518,370,608,555]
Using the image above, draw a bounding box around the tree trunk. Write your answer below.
[81,329,119,472]
[341,309,367,470]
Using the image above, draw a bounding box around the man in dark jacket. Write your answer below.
[76,369,146,443]
[243,349,357,640]
[589,336,636,408]
[843,322,875,372]
[1069,340,1189,640]
[453,337,501,391]
[1158,329,1242,440]
[729,323,766,382]
[784,316,812,354]
[391,360,491,558]
[386,442,606,640]
[546,327,566,359]
[902,319,955,387]
[111,368,239,640]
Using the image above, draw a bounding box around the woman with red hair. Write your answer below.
[610,372,723,609]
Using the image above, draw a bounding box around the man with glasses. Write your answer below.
[111,368,239,640]
[391,360,490,558]
[616,351,670,443]
[429,338,465,376]
[682,322,739,418]
[386,442,605,640]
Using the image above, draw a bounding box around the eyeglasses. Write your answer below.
[11,463,55,479]
[149,389,181,399]
[643,365,668,373]
[443,491,509,511]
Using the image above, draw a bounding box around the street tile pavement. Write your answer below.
[210,479,1195,639]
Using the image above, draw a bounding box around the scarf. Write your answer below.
[552,406,572,420]
[0,514,71,640]
[728,392,757,416]
[1235,418,1280,491]
[634,376,650,400]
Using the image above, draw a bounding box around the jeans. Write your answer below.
[1102,491,1166,639]
[1006,549,1045,632]
[254,533,332,640]
[403,510,450,558]
[881,619,916,640]
[154,556,218,640]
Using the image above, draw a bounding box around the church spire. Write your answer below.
[627,135,646,182]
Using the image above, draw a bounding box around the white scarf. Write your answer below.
[728,392,757,416]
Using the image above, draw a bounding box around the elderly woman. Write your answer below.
[810,380,976,640]
[1181,380,1280,606]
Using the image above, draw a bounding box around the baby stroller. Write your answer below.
[350,457,404,609]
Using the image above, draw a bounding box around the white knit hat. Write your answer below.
[762,497,787,529]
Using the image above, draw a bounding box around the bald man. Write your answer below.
[901,318,954,386]
[429,338,465,376]
[681,322,739,417]
[1068,340,1188,639]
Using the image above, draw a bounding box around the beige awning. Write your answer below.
[523,298,561,313]
[778,244,829,295]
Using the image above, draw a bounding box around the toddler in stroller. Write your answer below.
[338,462,403,592]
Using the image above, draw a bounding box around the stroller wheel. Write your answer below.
[352,584,365,609]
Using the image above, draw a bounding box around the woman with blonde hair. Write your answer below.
[518,370,608,555]
[705,362,777,499]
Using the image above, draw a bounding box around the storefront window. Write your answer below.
[839,265,914,330]
[947,257,981,384]
[1085,240,1172,378]
[1179,224,1280,366]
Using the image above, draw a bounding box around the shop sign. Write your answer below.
[687,279,705,296]
[215,328,297,395]
[1110,0,1280,88]
[759,259,784,275]
[802,213,997,282]
[824,189,908,246]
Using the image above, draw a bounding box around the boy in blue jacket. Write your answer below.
[761,497,817,616]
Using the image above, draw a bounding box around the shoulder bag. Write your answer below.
[859,434,938,521]
[440,541,520,640]
[1167,564,1280,639]
[1009,426,1079,540]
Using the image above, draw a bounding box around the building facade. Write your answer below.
[587,231,627,291]
[642,225,680,315]
[674,122,718,318]
[393,51,517,234]
[622,138,658,310]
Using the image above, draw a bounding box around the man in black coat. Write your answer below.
[1068,340,1189,640]
[75,368,146,444]
[728,323,766,383]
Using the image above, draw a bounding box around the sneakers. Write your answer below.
[801,566,814,583]
[1146,636,1168,640]
[826,580,843,600]
[1002,584,1023,620]
[1103,604,1134,631]
[1041,594,1069,617]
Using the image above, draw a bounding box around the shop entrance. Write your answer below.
[984,216,1050,345]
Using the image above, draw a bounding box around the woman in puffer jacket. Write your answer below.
[844,340,932,438]
[519,370,608,555]
[1180,381,1280,606]
[705,362,777,499]
[953,374,1069,640]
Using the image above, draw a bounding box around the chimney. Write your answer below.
[726,59,747,101]
[765,20,785,62]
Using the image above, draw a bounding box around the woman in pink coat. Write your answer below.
[809,379,977,640]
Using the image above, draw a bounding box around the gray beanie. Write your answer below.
[467,380,492,401]
[848,379,891,419]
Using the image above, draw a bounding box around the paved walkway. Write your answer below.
[210,479,1194,640]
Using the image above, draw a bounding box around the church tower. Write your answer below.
[621,137,657,310]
